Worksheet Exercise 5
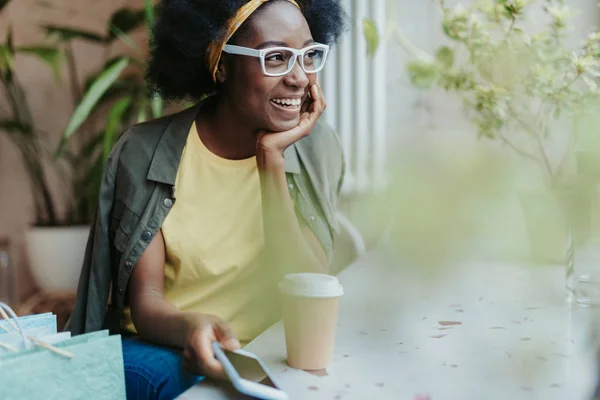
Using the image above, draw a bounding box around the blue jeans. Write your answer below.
[122,337,205,400]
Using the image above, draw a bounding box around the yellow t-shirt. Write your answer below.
[123,122,280,344]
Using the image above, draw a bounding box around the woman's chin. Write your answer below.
[268,117,300,133]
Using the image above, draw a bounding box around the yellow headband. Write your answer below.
[207,0,300,83]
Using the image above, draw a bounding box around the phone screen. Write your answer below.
[223,349,278,389]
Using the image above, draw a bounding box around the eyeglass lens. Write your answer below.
[263,46,326,75]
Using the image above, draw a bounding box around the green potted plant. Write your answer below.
[0,0,81,292]
[393,0,600,262]
[0,0,166,292]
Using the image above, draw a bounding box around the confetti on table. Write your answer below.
[439,321,462,326]
[431,334,447,339]
[308,386,319,391]
[520,337,532,341]
[489,326,506,330]
[414,395,431,400]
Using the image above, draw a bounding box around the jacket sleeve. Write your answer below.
[67,156,118,335]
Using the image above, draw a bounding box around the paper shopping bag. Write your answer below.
[0,325,60,353]
[0,330,126,400]
[0,312,56,333]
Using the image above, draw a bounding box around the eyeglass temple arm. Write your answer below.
[222,44,262,57]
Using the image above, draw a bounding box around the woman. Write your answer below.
[69,0,346,398]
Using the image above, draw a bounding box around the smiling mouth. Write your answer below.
[270,97,302,111]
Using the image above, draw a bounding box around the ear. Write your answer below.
[215,59,227,84]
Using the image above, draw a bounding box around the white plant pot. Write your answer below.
[25,226,91,292]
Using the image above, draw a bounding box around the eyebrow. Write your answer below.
[256,39,315,49]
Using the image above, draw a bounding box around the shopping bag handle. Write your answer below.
[0,302,73,359]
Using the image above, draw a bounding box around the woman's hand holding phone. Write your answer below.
[181,313,240,379]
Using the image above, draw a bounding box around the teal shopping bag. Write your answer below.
[0,312,56,333]
[0,325,60,353]
[0,330,126,400]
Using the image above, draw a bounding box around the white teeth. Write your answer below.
[272,98,301,107]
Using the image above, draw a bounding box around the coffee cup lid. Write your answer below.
[278,273,344,298]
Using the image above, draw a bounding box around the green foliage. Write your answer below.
[41,25,104,43]
[16,46,63,82]
[62,58,129,142]
[407,60,439,89]
[54,5,169,224]
[396,0,600,188]
[0,0,10,12]
[0,4,167,225]
[435,46,454,68]
[103,96,132,162]
[144,0,155,37]
[362,18,379,58]
[0,44,14,79]
[108,8,146,40]
[0,19,61,224]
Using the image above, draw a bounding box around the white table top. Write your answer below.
[178,252,600,400]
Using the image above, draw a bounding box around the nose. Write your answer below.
[283,56,310,88]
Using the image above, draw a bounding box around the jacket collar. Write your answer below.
[147,101,301,185]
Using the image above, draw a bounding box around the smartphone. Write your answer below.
[212,342,289,400]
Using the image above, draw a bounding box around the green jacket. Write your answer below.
[68,102,345,335]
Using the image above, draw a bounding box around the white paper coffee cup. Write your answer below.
[278,273,344,370]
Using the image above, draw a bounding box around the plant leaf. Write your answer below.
[0,119,32,135]
[362,18,380,58]
[435,46,454,69]
[145,0,155,37]
[17,46,63,82]
[6,24,13,52]
[41,25,105,43]
[0,0,10,12]
[108,26,140,51]
[62,57,129,142]
[104,96,132,161]
[83,57,138,92]
[151,95,162,119]
[137,95,148,123]
[407,60,439,89]
[0,44,14,80]
[108,7,146,40]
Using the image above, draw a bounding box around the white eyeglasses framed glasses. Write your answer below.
[222,43,330,77]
